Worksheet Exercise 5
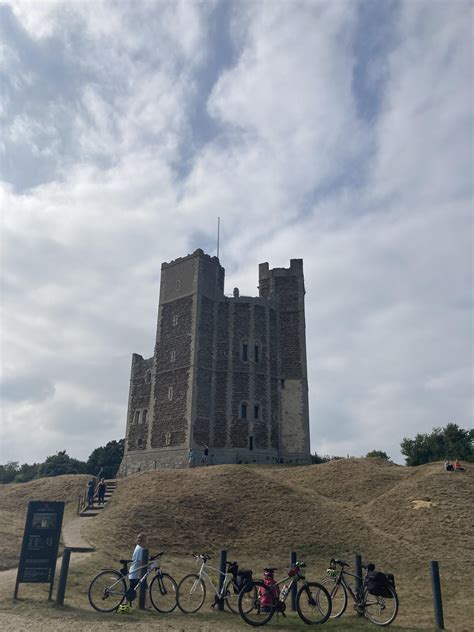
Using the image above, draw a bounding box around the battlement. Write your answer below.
[161,248,223,271]
[259,258,303,280]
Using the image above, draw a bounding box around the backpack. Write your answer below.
[366,571,396,598]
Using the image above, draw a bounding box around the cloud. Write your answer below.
[0,0,472,466]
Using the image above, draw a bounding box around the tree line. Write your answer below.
[0,439,124,484]
[312,423,473,466]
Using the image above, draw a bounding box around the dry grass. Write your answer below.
[0,460,472,631]
[0,475,89,570]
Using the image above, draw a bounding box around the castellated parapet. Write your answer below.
[118,249,311,474]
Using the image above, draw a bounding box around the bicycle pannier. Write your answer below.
[367,571,395,598]
[237,569,253,593]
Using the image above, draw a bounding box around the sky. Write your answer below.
[0,0,472,466]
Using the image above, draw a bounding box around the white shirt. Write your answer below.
[129,544,145,580]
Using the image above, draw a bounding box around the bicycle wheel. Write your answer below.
[322,577,348,618]
[363,586,399,626]
[177,573,206,613]
[223,578,240,614]
[88,569,126,612]
[238,580,277,626]
[296,581,332,625]
[149,572,178,613]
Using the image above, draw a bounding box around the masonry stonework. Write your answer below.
[118,249,311,475]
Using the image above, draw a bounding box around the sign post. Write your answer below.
[14,500,65,600]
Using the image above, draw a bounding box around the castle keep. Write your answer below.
[118,249,311,474]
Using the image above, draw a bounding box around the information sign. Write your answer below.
[14,500,65,600]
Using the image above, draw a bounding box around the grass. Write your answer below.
[0,459,472,631]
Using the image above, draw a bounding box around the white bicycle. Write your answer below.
[177,553,253,614]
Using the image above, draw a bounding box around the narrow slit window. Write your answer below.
[168,386,173,401]
[242,342,248,362]
[172,314,178,326]
[145,371,152,384]
[176,280,181,291]
[254,404,259,420]
[134,410,140,424]
[241,402,247,419]
[254,344,259,363]
[142,409,148,424]
[249,436,254,451]
[170,350,176,363]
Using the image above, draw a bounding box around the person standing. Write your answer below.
[202,445,209,466]
[97,478,106,504]
[87,478,95,507]
[128,533,148,602]
[188,448,195,468]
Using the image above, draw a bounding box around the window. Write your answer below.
[254,404,259,420]
[165,432,171,446]
[249,436,254,451]
[145,371,152,384]
[137,438,144,449]
[242,341,248,362]
[134,410,140,424]
[142,409,148,424]
[170,350,176,363]
[168,386,173,401]
[172,314,178,326]
[241,402,247,419]
[176,280,181,291]
[254,343,260,363]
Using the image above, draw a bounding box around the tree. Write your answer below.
[0,461,20,484]
[366,450,391,460]
[14,462,40,483]
[311,452,343,464]
[37,450,88,478]
[86,439,124,479]
[400,423,474,466]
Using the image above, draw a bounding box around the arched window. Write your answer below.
[254,404,260,420]
[172,314,178,326]
[142,409,148,424]
[170,350,176,363]
[165,432,171,446]
[137,438,144,449]
[254,343,260,363]
[134,410,140,424]
[176,280,181,291]
[240,402,248,419]
[168,386,173,401]
[241,341,248,362]
[145,371,152,384]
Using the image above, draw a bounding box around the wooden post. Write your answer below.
[290,551,297,611]
[431,561,445,630]
[217,550,227,611]
[354,554,363,615]
[138,549,149,609]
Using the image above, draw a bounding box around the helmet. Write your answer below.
[117,604,131,614]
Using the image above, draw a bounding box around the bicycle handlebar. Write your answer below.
[193,553,211,562]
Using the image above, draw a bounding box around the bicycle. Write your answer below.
[177,553,254,614]
[237,561,332,626]
[88,551,178,613]
[322,558,399,626]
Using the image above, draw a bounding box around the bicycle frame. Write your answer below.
[336,568,363,602]
[194,560,233,598]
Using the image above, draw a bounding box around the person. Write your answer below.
[202,445,209,466]
[454,459,465,471]
[445,460,454,471]
[128,533,148,604]
[97,478,106,504]
[87,478,95,507]
[188,447,195,468]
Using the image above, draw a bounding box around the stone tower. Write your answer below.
[118,249,311,474]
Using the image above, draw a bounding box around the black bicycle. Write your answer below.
[322,558,399,626]
[238,561,332,626]
[88,551,177,613]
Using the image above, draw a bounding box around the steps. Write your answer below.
[79,479,117,517]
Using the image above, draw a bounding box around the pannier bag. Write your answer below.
[366,571,396,598]
[237,570,253,593]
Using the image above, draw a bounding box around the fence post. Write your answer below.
[217,550,227,611]
[56,548,72,605]
[290,551,297,611]
[138,548,149,609]
[354,554,363,616]
[430,561,445,630]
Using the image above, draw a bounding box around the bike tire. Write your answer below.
[363,586,399,626]
[88,569,126,612]
[322,577,348,618]
[177,573,206,613]
[296,581,332,625]
[238,580,277,626]
[149,571,178,613]
[223,578,240,614]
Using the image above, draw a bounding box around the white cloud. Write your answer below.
[1,0,472,465]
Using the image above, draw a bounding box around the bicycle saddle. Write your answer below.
[263,567,278,572]
[331,559,349,567]
[119,559,133,564]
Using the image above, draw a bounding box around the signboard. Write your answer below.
[14,500,65,600]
